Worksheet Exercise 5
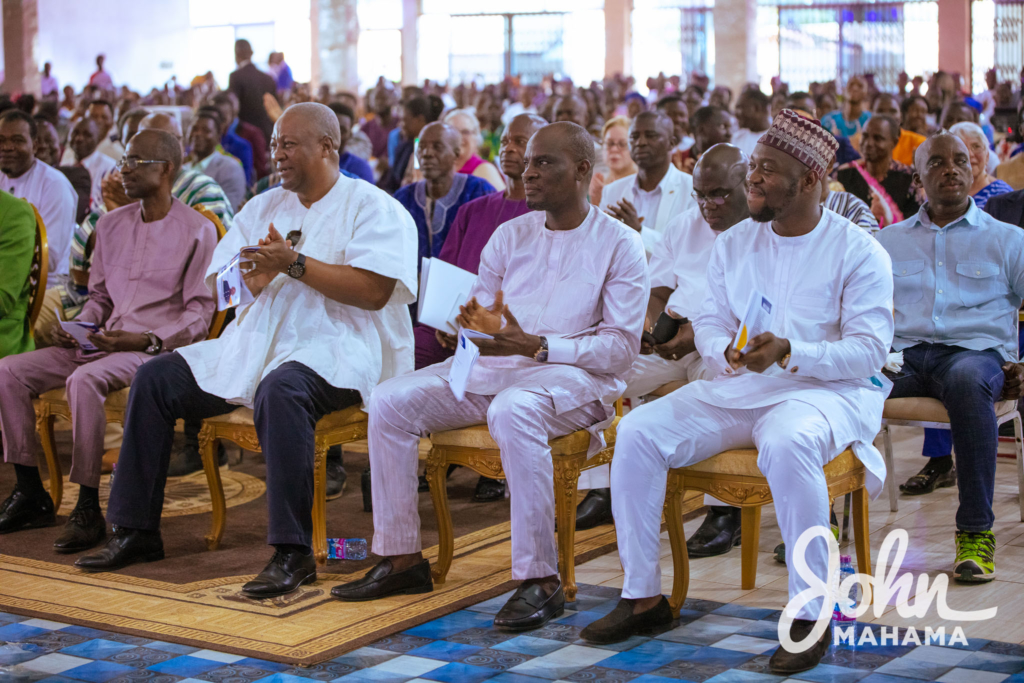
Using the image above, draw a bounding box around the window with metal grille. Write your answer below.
[972,0,1024,95]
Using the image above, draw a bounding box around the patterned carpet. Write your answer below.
[3,584,1024,683]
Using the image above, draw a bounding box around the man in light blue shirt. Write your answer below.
[876,133,1024,584]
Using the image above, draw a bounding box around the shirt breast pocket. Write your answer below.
[956,262,1001,308]
[550,280,599,328]
[892,259,925,305]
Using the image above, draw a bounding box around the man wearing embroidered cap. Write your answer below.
[582,111,895,675]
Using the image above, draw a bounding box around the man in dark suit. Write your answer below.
[985,189,1024,228]
[228,39,277,143]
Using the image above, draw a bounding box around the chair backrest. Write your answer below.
[192,204,229,341]
[27,204,49,330]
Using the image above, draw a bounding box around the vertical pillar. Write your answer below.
[313,0,359,94]
[605,0,632,78]
[401,0,418,86]
[2,0,39,96]
[713,0,757,95]
[938,0,971,81]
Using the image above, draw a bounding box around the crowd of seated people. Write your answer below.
[4,47,1024,677]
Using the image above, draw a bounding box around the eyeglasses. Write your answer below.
[691,180,745,206]
[117,157,169,171]
[605,140,629,150]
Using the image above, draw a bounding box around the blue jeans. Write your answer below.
[921,325,1024,457]
[889,343,1005,531]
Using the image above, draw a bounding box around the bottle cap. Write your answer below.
[840,554,852,563]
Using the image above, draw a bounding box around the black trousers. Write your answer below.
[107,352,360,547]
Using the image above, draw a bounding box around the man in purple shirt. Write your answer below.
[0,130,217,553]
[414,113,545,503]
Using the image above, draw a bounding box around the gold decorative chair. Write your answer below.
[27,204,49,331]
[197,405,367,564]
[662,447,872,615]
[425,401,622,602]
[34,206,229,510]
[880,398,1024,519]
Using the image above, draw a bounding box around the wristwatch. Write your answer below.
[533,336,549,363]
[144,331,162,355]
[287,253,307,279]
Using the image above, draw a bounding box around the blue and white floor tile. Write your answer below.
[3,584,1024,683]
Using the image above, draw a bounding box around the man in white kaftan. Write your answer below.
[80,105,418,601]
[581,111,893,677]
[576,145,751,535]
[334,123,649,633]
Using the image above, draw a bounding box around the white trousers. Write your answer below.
[611,387,839,619]
[577,351,714,491]
[368,370,606,580]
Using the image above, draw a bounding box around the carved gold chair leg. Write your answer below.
[35,408,63,508]
[426,447,455,584]
[739,506,762,591]
[851,486,872,606]
[312,439,329,565]
[664,471,689,617]
[199,425,226,551]
[553,458,582,602]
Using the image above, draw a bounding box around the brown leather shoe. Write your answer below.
[769,618,832,674]
[580,596,674,644]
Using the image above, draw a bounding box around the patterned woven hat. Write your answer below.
[757,109,839,179]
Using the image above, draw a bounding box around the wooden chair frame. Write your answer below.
[197,409,367,564]
[662,448,872,616]
[426,400,622,603]
[27,205,49,331]
[34,205,228,510]
[880,399,1024,520]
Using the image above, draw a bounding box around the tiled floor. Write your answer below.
[3,585,1024,683]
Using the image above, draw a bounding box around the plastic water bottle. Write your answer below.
[327,538,367,560]
[833,555,859,621]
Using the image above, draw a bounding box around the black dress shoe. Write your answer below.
[241,548,317,599]
[769,618,832,674]
[75,528,164,571]
[0,488,56,534]
[686,506,741,558]
[493,581,565,631]
[580,596,675,644]
[167,445,203,477]
[326,456,347,501]
[332,558,433,601]
[575,488,613,530]
[473,477,506,503]
[53,505,106,553]
[900,462,957,495]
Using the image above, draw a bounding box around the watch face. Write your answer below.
[288,262,305,278]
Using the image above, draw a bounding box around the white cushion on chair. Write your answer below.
[883,397,1018,423]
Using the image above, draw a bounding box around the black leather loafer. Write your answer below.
[331,558,433,601]
[53,505,106,553]
[493,581,565,632]
[769,618,832,674]
[686,506,741,557]
[241,548,317,599]
[580,596,675,644]
[326,455,348,500]
[75,528,164,571]
[575,488,613,530]
[473,477,506,503]
[900,463,957,495]
[0,488,56,534]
